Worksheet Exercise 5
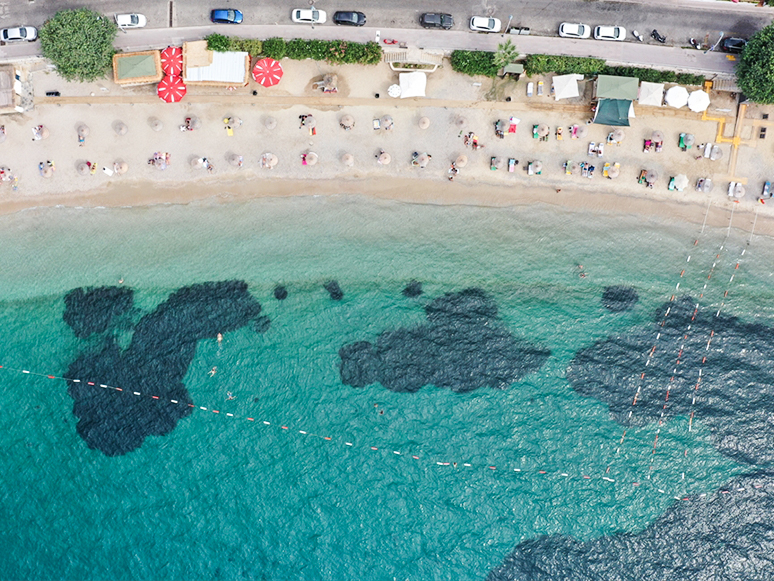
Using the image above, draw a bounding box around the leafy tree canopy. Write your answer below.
[40,9,117,82]
[736,24,774,104]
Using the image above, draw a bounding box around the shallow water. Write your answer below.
[0,194,770,580]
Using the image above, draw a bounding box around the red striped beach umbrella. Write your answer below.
[252,58,283,87]
[157,75,187,103]
[160,46,183,76]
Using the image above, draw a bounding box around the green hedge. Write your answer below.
[450,50,499,78]
[524,54,704,85]
[205,34,263,56]
[262,37,381,64]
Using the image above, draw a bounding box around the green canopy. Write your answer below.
[593,99,632,126]
[116,54,158,80]
[596,75,639,100]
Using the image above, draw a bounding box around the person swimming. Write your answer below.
[208,366,217,377]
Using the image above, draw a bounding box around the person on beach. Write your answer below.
[78,134,85,147]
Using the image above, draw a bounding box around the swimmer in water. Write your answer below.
[208,366,217,377]
[118,278,124,284]
[226,391,235,400]
[217,333,223,344]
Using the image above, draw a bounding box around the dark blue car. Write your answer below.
[210,9,243,24]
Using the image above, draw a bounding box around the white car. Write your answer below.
[1,26,37,42]
[558,23,591,39]
[291,8,327,24]
[469,16,501,33]
[594,25,626,41]
[115,14,147,28]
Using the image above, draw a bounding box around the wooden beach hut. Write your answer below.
[112,51,163,86]
[182,41,250,87]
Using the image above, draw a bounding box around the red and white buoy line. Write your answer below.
[1,355,770,503]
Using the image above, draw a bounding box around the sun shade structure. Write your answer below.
[304,152,318,166]
[252,58,283,87]
[157,75,187,103]
[595,75,639,100]
[665,86,690,108]
[537,124,550,137]
[652,130,665,142]
[607,164,620,178]
[264,116,277,130]
[612,128,625,142]
[688,90,710,112]
[341,153,354,167]
[674,174,689,190]
[455,155,467,168]
[593,99,633,126]
[645,170,658,183]
[112,51,163,86]
[113,121,128,136]
[378,152,391,165]
[638,81,664,106]
[399,72,427,99]
[149,117,163,131]
[161,46,183,76]
[183,41,249,86]
[552,74,583,101]
[419,116,431,129]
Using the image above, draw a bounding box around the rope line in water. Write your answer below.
[0,363,767,504]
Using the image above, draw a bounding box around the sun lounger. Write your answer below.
[571,125,578,139]
[762,181,771,199]
[565,160,573,175]
[704,142,712,158]
[643,139,652,153]
[587,165,595,178]
[508,158,516,172]
[508,117,519,133]
[668,177,676,191]
[537,81,544,96]
[556,127,563,140]
[638,169,647,184]
[373,119,380,130]
[588,142,596,156]
[490,157,497,171]
[597,143,604,157]
[655,140,663,153]
[533,125,539,139]
[527,82,534,97]
[607,132,615,144]
[528,162,534,175]
[603,162,610,178]
[679,133,686,151]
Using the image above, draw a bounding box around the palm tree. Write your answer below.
[494,39,519,70]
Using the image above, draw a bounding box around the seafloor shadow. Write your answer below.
[339,288,550,393]
[65,281,264,456]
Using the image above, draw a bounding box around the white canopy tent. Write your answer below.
[552,74,583,101]
[399,72,427,99]
[638,81,664,106]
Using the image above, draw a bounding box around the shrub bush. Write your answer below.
[262,38,287,60]
[450,50,499,78]
[282,39,382,64]
[205,34,263,56]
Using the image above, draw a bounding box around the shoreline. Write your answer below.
[5,174,770,238]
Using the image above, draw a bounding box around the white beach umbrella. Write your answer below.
[40,165,53,178]
[340,114,354,129]
[262,153,278,168]
[381,115,394,131]
[493,157,505,170]
[417,153,430,168]
[711,145,723,160]
[651,130,664,143]
[378,152,391,165]
[264,116,277,130]
[645,169,659,184]
[674,174,689,190]
[149,117,163,132]
[612,128,625,143]
[419,116,431,129]
[570,162,581,176]
[607,165,620,179]
[77,162,90,175]
[77,124,90,138]
[701,178,713,193]
[114,161,128,174]
[537,124,550,137]
[688,90,710,113]
[531,160,543,174]
[665,86,690,108]
[341,153,354,166]
[303,115,316,128]
[575,125,588,139]
[228,153,243,167]
[305,152,318,166]
[113,121,128,136]
[455,155,468,168]
[38,126,50,140]
[683,134,695,147]
[732,183,745,198]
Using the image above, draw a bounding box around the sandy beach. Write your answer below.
[2,57,772,236]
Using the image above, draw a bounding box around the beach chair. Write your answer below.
[581,162,588,178]
[603,162,610,178]
[655,140,663,153]
[490,157,497,171]
[556,127,563,140]
[537,81,544,96]
[571,125,578,139]
[226,126,234,137]
[528,162,534,175]
[679,133,686,151]
[704,143,712,158]
[588,142,596,156]
[532,125,539,139]
[643,139,652,153]
[762,181,771,199]
[565,160,573,175]
[508,158,516,172]
[607,132,615,144]
[373,119,380,130]
[668,177,676,191]
[527,82,534,97]
[638,169,647,184]
[587,165,595,178]
[597,143,604,157]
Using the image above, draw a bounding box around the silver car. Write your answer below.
[594,26,626,41]
[1,26,37,42]
[558,23,591,39]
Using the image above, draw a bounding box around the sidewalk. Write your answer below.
[0,24,740,76]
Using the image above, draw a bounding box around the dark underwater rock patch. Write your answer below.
[402,280,423,298]
[63,286,134,339]
[567,295,774,465]
[66,280,263,456]
[273,285,288,300]
[339,288,550,393]
[601,285,638,312]
[253,315,271,334]
[324,280,343,301]
[487,471,774,581]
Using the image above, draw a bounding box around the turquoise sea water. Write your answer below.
[0,194,770,580]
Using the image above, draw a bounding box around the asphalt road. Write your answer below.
[1,0,772,46]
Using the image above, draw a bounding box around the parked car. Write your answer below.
[558,23,591,39]
[594,25,626,41]
[292,8,327,24]
[115,14,147,28]
[333,11,366,26]
[0,26,37,42]
[721,37,747,54]
[469,16,501,33]
[420,13,454,30]
[210,9,243,24]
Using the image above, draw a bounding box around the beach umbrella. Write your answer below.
[303,115,316,128]
[160,46,183,76]
[688,90,710,113]
[228,153,243,167]
[683,134,695,147]
[149,117,163,132]
[388,84,401,98]
[341,153,354,167]
[417,153,430,168]
[456,116,467,128]
[267,153,278,168]
[378,152,391,165]
[455,155,468,168]
[732,183,745,198]
[381,115,394,130]
[77,162,90,176]
[532,160,543,174]
[187,116,201,130]
[701,178,713,193]
[419,116,431,129]
[645,169,658,184]
[537,124,550,137]
[157,75,187,103]
[264,116,277,130]
[665,86,689,108]
[651,130,664,143]
[304,152,318,166]
[575,125,588,139]
[77,124,90,138]
[493,157,505,170]
[607,164,620,179]
[612,128,625,143]
[40,165,53,178]
[570,162,581,176]
[113,121,128,136]
[711,145,723,160]
[154,157,167,171]
[190,157,204,169]
[340,114,354,129]
[114,161,128,174]
[38,126,49,139]
[674,174,689,190]
[252,58,283,87]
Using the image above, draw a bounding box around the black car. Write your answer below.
[333,11,366,26]
[720,37,747,54]
[420,13,453,30]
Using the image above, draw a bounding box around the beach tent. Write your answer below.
[399,72,427,99]
[593,99,633,126]
[112,51,162,86]
[552,74,583,101]
[638,81,664,106]
[595,75,639,100]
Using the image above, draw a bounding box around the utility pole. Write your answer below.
[503,15,513,37]
[705,32,724,54]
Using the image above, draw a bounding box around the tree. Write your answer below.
[494,39,519,70]
[736,24,774,104]
[40,9,117,82]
